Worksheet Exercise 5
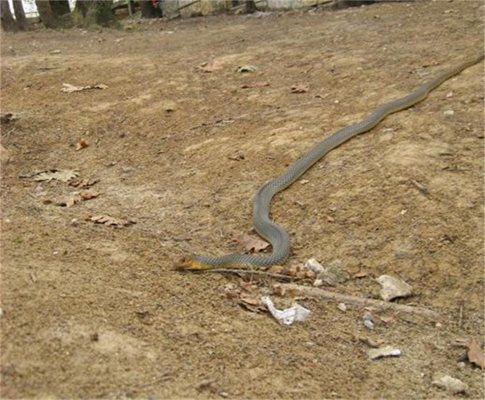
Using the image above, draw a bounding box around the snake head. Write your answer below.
[176,256,212,271]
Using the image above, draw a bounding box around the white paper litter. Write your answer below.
[367,345,401,360]
[261,296,310,325]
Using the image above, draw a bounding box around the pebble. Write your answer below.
[316,259,350,286]
[363,311,374,330]
[305,258,324,273]
[432,374,468,394]
[337,303,347,312]
[376,275,413,301]
[443,109,455,116]
[367,346,401,360]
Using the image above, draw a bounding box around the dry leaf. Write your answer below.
[240,81,270,89]
[76,138,89,151]
[198,60,224,73]
[62,83,108,93]
[69,178,99,188]
[79,190,99,200]
[0,113,16,125]
[467,338,485,369]
[290,84,309,94]
[236,234,270,253]
[354,270,369,279]
[34,169,79,182]
[236,65,258,73]
[88,215,135,228]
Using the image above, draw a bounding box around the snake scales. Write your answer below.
[179,53,484,270]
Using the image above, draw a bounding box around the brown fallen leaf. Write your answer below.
[79,190,99,200]
[198,60,224,73]
[76,138,89,151]
[467,338,485,369]
[240,81,270,89]
[0,113,16,125]
[53,190,99,207]
[88,215,135,228]
[235,233,270,253]
[290,84,309,94]
[69,178,99,188]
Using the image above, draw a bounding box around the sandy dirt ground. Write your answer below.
[1,1,484,398]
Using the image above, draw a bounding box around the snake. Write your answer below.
[178,52,484,270]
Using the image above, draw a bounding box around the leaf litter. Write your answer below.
[33,169,79,182]
[61,83,108,93]
[234,233,270,253]
[87,215,136,228]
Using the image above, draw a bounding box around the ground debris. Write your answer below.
[87,215,136,228]
[32,169,79,183]
[376,275,413,301]
[315,259,350,286]
[261,296,310,325]
[466,337,485,369]
[61,83,108,93]
[198,60,224,73]
[290,84,309,93]
[234,233,270,253]
[240,81,270,89]
[75,138,89,151]
[432,374,468,394]
[0,113,17,125]
[69,178,99,188]
[236,65,258,73]
[367,345,401,360]
[223,281,265,313]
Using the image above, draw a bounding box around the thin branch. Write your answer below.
[280,283,440,318]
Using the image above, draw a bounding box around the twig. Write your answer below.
[175,0,200,13]
[280,283,440,318]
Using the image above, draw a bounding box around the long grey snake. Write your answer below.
[179,53,484,270]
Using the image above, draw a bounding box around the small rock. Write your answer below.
[446,91,453,98]
[457,362,466,369]
[70,218,79,226]
[376,275,413,301]
[313,278,323,287]
[236,65,258,73]
[316,259,350,286]
[162,100,177,112]
[337,303,347,312]
[367,345,401,360]
[432,374,468,394]
[49,49,62,54]
[443,109,455,117]
[305,258,324,273]
[363,311,374,330]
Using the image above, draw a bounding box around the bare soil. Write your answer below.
[1,1,484,398]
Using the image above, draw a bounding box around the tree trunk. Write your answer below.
[50,0,71,16]
[0,1,17,32]
[83,0,115,27]
[35,0,58,28]
[75,0,88,17]
[140,0,158,18]
[12,0,28,30]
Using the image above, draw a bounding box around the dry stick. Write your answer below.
[280,283,440,318]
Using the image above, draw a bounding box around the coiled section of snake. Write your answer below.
[178,53,484,270]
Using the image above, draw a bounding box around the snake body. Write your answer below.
[179,53,484,270]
